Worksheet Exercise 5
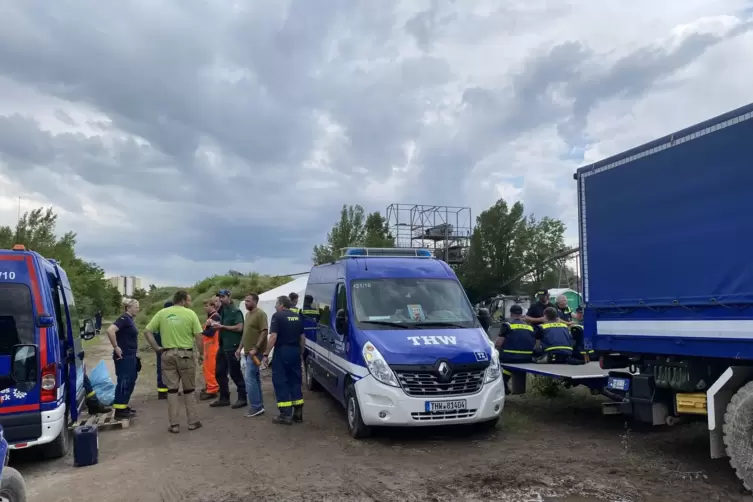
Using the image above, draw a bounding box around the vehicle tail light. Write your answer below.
[599,356,605,369]
[41,363,57,403]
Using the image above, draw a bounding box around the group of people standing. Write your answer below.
[495,289,591,392]
[105,288,307,431]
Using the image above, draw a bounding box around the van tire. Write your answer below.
[345,383,370,439]
[0,466,27,502]
[42,409,70,459]
[305,357,321,392]
[723,380,753,490]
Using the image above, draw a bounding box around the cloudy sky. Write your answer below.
[0,1,751,286]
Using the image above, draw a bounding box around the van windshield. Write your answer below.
[0,284,35,355]
[351,278,477,329]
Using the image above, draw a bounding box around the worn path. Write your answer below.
[12,338,753,502]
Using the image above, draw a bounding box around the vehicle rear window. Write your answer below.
[0,284,35,355]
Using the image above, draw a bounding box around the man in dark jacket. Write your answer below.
[209,290,247,409]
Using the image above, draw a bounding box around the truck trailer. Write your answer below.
[576,102,753,489]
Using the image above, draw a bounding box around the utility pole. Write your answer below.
[14,197,21,243]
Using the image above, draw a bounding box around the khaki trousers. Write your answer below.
[161,349,199,426]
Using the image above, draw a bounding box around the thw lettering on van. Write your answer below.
[406,335,457,346]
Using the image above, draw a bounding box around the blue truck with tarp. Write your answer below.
[576,102,753,489]
[500,102,753,489]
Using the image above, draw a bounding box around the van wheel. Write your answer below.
[724,380,753,490]
[305,358,321,392]
[43,411,70,459]
[0,466,27,502]
[345,383,370,439]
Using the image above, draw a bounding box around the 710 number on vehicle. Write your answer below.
[0,271,16,280]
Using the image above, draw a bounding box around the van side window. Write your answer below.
[0,284,34,355]
[307,282,332,326]
[335,283,347,314]
[49,284,67,341]
[63,287,81,337]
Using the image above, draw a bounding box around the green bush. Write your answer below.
[530,375,565,398]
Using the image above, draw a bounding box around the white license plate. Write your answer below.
[425,399,467,412]
[607,377,630,392]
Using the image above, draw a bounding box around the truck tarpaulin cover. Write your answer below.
[579,106,753,308]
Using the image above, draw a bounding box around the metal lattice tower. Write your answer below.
[385,204,472,265]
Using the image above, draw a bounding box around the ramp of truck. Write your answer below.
[502,361,609,380]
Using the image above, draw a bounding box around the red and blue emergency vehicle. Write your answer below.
[0,245,96,459]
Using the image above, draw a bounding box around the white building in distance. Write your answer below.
[107,276,143,297]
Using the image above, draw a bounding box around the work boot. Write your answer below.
[86,396,111,415]
[272,414,293,425]
[231,399,248,410]
[292,405,303,423]
[209,397,231,407]
[114,409,135,420]
[158,392,168,400]
[167,393,181,427]
[199,391,217,401]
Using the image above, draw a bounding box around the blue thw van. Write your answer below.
[302,247,504,438]
[0,245,96,458]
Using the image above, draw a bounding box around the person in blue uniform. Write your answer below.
[300,294,319,340]
[262,295,305,425]
[153,301,173,400]
[495,305,535,393]
[554,295,573,324]
[524,289,551,326]
[288,292,300,314]
[106,299,141,420]
[533,307,574,364]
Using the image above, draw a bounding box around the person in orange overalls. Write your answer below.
[200,297,221,401]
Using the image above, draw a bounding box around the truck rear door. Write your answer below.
[53,266,81,422]
[0,253,42,443]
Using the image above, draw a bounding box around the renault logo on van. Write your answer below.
[437,361,451,381]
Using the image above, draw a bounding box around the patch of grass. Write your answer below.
[529,375,566,398]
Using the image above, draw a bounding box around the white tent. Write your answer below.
[239,274,309,326]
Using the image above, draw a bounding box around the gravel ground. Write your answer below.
[10,339,753,502]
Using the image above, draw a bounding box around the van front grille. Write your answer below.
[411,409,477,421]
[393,369,485,397]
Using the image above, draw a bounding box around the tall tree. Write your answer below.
[522,216,566,287]
[312,204,367,264]
[363,211,395,248]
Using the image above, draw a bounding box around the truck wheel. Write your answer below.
[305,357,321,392]
[345,383,371,439]
[723,380,753,490]
[0,466,28,502]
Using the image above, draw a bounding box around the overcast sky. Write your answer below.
[0,1,751,286]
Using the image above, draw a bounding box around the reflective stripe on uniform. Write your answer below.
[545,346,573,352]
[112,404,128,410]
[508,323,534,331]
[502,369,512,376]
[541,322,568,329]
[278,401,293,408]
[158,387,168,393]
[86,391,96,399]
[503,349,533,355]
[301,309,318,316]
[292,399,304,406]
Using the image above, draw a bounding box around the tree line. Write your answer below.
[311,200,576,303]
[0,208,123,316]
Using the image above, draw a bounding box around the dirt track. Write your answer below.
[11,338,753,502]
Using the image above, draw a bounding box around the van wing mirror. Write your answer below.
[81,318,97,341]
[335,309,348,335]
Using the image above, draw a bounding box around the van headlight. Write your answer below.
[485,346,501,383]
[363,341,399,387]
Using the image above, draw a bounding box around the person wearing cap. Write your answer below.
[494,305,535,393]
[533,307,574,363]
[153,300,173,400]
[524,289,551,325]
[288,292,300,313]
[209,289,247,408]
[262,295,305,425]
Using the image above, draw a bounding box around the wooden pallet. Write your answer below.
[71,411,130,430]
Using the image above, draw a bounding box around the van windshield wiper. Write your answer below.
[415,321,469,328]
[360,320,411,329]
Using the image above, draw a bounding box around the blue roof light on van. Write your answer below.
[340,247,433,258]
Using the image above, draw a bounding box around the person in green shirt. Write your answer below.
[207,289,247,409]
[144,290,204,433]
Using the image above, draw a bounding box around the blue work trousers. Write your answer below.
[154,333,167,394]
[271,345,303,417]
[113,353,139,410]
